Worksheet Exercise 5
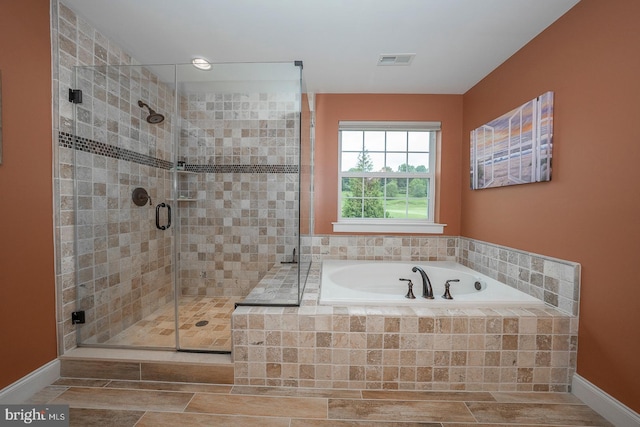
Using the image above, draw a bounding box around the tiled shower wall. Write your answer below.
[176,92,300,297]
[53,1,304,351]
[53,2,176,349]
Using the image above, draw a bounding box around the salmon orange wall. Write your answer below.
[462,0,640,411]
[314,94,463,235]
[0,0,56,389]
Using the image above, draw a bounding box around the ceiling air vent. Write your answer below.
[377,53,415,66]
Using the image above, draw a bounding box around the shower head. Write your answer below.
[137,100,165,124]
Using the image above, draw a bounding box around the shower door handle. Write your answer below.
[155,203,171,230]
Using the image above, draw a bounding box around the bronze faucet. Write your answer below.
[412,266,434,299]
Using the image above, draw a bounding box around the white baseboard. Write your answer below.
[0,359,60,404]
[572,373,640,427]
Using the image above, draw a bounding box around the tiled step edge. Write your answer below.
[59,359,234,385]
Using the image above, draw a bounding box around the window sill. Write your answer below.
[332,221,446,234]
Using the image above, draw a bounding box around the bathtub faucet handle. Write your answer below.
[399,278,416,299]
[442,279,460,300]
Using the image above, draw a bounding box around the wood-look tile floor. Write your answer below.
[27,378,613,426]
[101,296,240,352]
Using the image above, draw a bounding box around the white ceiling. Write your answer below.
[62,0,580,94]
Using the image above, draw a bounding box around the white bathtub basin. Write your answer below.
[320,260,545,308]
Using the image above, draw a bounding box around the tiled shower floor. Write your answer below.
[101,296,241,352]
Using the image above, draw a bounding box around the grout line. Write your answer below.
[131,410,147,427]
[181,392,198,413]
[462,401,480,424]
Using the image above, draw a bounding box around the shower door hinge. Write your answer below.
[71,310,85,324]
[68,88,83,104]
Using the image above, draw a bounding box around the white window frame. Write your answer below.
[333,121,446,234]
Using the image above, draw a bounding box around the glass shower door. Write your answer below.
[71,61,307,353]
[173,62,303,351]
[72,64,177,349]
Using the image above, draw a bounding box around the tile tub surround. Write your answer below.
[459,237,581,316]
[232,264,578,391]
[304,235,580,316]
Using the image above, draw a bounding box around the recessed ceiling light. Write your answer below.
[377,54,416,66]
[192,57,212,70]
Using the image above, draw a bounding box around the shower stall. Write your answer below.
[70,61,310,352]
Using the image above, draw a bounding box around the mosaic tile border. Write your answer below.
[186,164,298,174]
[59,131,299,174]
[59,131,173,169]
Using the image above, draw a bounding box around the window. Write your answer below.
[334,121,445,233]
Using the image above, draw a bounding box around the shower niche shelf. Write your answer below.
[173,169,197,174]
[174,168,198,202]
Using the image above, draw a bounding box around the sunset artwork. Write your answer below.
[470,91,553,190]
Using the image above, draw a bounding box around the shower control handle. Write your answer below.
[132,187,151,206]
[155,202,171,230]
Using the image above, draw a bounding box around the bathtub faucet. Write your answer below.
[412,266,434,299]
